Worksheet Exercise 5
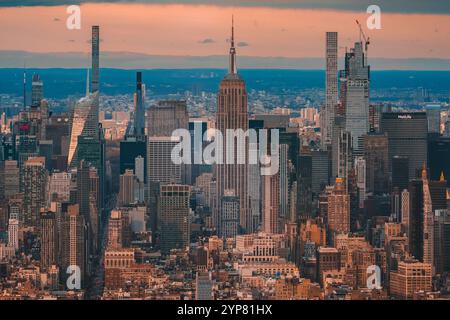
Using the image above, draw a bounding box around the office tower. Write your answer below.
[120,137,146,178]
[76,135,105,219]
[433,210,450,274]
[147,100,189,137]
[262,172,280,234]
[60,204,87,288]
[311,150,330,197]
[219,190,240,238]
[31,74,44,108]
[298,145,312,219]
[316,247,341,285]
[425,104,441,134]
[428,136,450,187]
[341,41,370,152]
[407,179,424,260]
[216,19,250,233]
[39,140,53,171]
[23,157,47,227]
[363,132,389,195]
[331,116,352,186]
[188,119,210,185]
[77,160,92,221]
[392,156,409,191]
[16,135,38,173]
[321,31,338,148]
[327,177,350,239]
[195,272,213,300]
[406,166,434,267]
[48,171,71,203]
[279,144,289,221]
[0,160,19,199]
[401,188,410,226]
[158,184,190,254]
[135,156,145,183]
[381,112,428,180]
[391,188,402,222]
[430,173,447,211]
[0,134,15,161]
[389,259,432,299]
[107,209,124,249]
[354,156,366,208]
[7,217,18,251]
[147,137,182,185]
[134,156,145,203]
[134,72,146,138]
[76,160,100,254]
[119,169,136,206]
[40,211,58,269]
[68,92,98,167]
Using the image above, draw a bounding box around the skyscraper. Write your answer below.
[40,211,58,270]
[219,190,240,239]
[31,74,44,108]
[60,204,88,288]
[425,104,441,134]
[7,217,18,251]
[421,166,434,269]
[341,41,370,152]
[0,160,19,200]
[362,132,389,195]
[147,137,182,186]
[23,157,47,227]
[119,169,136,206]
[327,177,350,240]
[216,18,250,233]
[392,156,409,191]
[331,116,352,187]
[158,184,190,254]
[134,72,146,138]
[68,92,99,167]
[91,26,100,94]
[146,100,188,137]
[381,112,428,180]
[321,31,338,147]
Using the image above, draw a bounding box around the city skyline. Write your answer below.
[1,1,450,304]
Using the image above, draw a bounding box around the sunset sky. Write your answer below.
[0,1,450,69]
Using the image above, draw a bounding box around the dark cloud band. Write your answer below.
[1,0,450,14]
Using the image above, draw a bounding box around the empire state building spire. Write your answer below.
[229,15,237,74]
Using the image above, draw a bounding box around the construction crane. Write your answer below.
[356,19,370,65]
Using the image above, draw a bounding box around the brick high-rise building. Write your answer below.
[327,178,350,240]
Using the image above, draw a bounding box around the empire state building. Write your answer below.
[216,18,251,234]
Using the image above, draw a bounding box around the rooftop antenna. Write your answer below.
[229,15,237,74]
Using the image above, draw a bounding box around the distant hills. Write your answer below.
[2,51,450,71]
[1,68,450,100]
